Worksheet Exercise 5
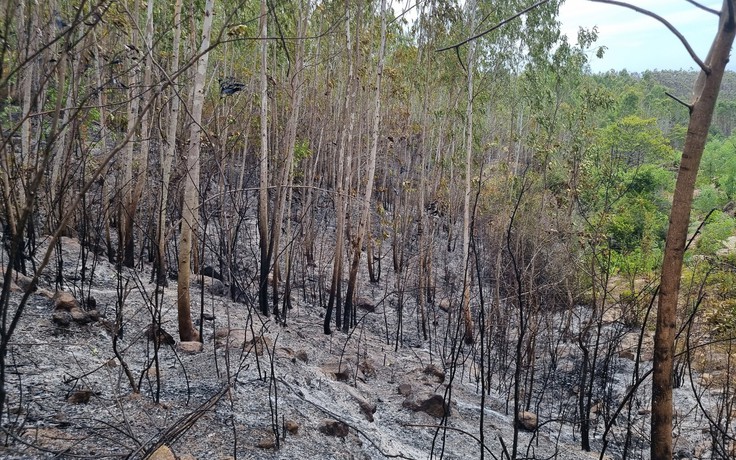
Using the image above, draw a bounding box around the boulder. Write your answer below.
[319,420,349,437]
[36,288,55,299]
[70,307,91,324]
[11,271,33,292]
[423,364,446,382]
[403,394,449,418]
[516,411,538,431]
[0,268,32,292]
[209,279,227,296]
[256,437,275,449]
[283,419,299,434]
[201,266,224,281]
[321,362,351,382]
[53,291,80,311]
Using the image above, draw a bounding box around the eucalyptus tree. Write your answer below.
[119,0,144,268]
[269,1,309,321]
[257,0,271,317]
[343,0,388,333]
[126,0,156,267]
[643,1,735,458]
[324,1,358,334]
[177,0,216,342]
[155,0,184,286]
[0,0,190,419]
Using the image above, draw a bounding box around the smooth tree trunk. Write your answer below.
[270,3,307,320]
[344,0,387,333]
[257,0,271,317]
[128,0,156,268]
[651,3,735,459]
[121,0,142,267]
[156,0,183,285]
[325,2,356,335]
[460,1,477,345]
[177,0,216,342]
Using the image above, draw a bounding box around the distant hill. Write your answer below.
[641,70,736,101]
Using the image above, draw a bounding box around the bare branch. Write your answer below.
[684,0,720,16]
[435,0,552,53]
[665,91,693,113]
[589,0,709,74]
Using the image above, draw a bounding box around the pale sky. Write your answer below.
[396,0,728,73]
[558,0,728,73]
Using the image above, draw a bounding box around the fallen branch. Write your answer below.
[130,383,229,459]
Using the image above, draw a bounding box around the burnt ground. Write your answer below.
[0,236,724,459]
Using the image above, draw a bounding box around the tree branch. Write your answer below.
[665,91,693,113]
[435,0,552,53]
[589,0,709,74]
[684,0,720,15]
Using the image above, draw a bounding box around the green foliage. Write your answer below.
[699,134,736,199]
[693,185,728,216]
[695,211,736,256]
[294,139,311,163]
[599,116,676,167]
[606,194,667,253]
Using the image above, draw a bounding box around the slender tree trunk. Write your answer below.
[128,0,156,268]
[651,4,735,459]
[177,0,216,342]
[156,0,183,286]
[460,0,477,345]
[325,2,356,334]
[270,4,307,320]
[121,0,142,267]
[257,0,271,317]
[344,0,387,333]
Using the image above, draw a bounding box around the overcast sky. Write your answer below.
[558,0,728,73]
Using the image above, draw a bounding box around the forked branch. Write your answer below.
[589,0,709,74]
[435,0,552,53]
[436,0,712,77]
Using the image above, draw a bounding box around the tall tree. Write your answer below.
[343,0,388,333]
[649,2,736,459]
[177,0,216,342]
[324,1,357,334]
[120,0,143,267]
[257,0,271,317]
[270,1,308,320]
[127,0,156,267]
[460,0,477,345]
[156,0,184,285]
